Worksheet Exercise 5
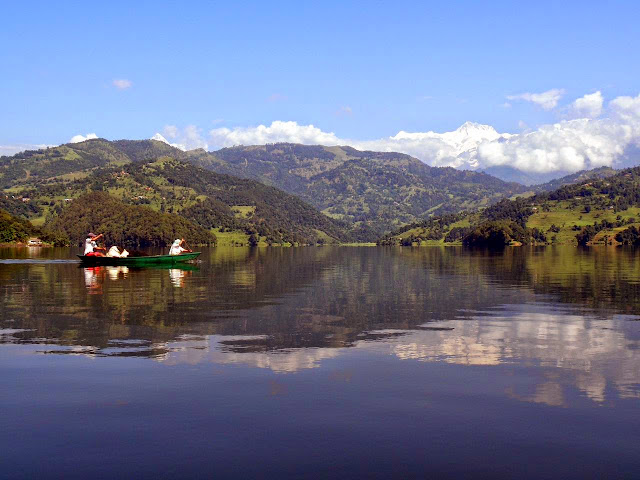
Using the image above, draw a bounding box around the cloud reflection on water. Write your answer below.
[155,309,640,407]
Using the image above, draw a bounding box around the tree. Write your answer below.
[248,233,260,246]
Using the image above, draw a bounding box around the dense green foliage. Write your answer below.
[0,139,537,242]
[378,212,468,245]
[48,192,214,247]
[615,226,640,245]
[462,221,527,247]
[0,208,68,245]
[0,209,35,243]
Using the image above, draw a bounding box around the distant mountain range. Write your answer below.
[197,143,530,237]
[0,138,625,242]
[530,166,618,192]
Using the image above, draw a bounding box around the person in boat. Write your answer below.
[169,238,192,255]
[84,233,106,257]
[106,246,130,258]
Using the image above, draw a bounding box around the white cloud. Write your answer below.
[506,88,566,110]
[567,91,603,119]
[209,121,341,147]
[201,92,640,175]
[112,79,132,90]
[162,125,179,139]
[477,94,640,173]
[610,93,640,122]
[69,133,98,143]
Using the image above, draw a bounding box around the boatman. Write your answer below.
[84,233,106,257]
[169,238,192,256]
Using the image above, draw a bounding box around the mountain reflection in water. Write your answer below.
[1,246,639,407]
[2,246,640,478]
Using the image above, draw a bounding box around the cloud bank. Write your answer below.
[151,91,640,176]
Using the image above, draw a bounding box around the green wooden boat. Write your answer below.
[78,252,201,266]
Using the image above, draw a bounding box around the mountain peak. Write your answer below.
[455,121,498,135]
[151,133,170,144]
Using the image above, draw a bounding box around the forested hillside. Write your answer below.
[380,166,640,247]
[48,192,214,247]
[10,157,352,245]
[201,143,527,236]
[0,208,67,245]
[0,141,131,188]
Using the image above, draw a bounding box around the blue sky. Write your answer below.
[2,1,640,175]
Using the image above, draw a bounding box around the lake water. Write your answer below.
[1,246,639,479]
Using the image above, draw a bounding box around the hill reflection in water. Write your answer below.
[1,246,640,407]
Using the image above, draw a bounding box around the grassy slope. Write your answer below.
[383,167,640,246]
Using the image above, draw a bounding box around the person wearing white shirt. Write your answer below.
[169,238,191,255]
[84,233,105,256]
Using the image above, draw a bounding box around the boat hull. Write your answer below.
[78,252,201,266]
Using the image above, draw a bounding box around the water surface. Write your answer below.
[1,246,639,478]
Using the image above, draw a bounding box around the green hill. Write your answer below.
[380,166,640,247]
[198,143,527,237]
[531,166,618,192]
[13,157,352,245]
[0,140,131,188]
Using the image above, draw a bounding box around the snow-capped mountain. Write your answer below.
[356,121,512,169]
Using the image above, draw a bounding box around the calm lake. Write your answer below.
[1,246,639,479]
